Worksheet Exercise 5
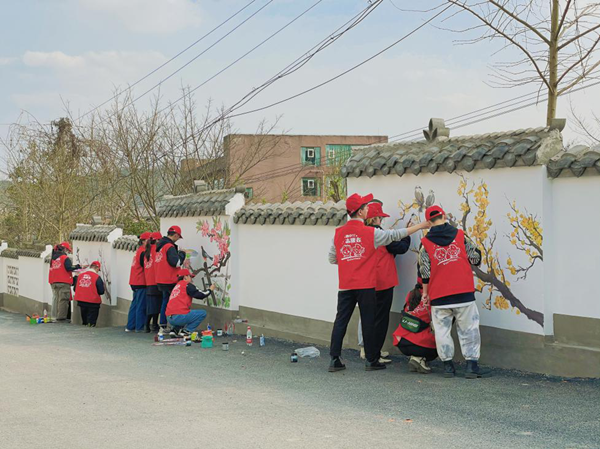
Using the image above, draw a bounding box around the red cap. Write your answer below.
[367,202,390,219]
[90,260,101,269]
[346,193,374,215]
[168,225,183,238]
[425,205,445,221]
[60,242,72,252]
[151,232,162,240]
[178,268,194,278]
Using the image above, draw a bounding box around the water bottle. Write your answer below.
[259,334,265,347]
[158,328,164,342]
[246,326,253,346]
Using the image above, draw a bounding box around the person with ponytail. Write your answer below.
[126,232,150,332]
[392,280,438,374]
[144,232,162,333]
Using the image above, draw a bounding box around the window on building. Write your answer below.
[244,187,254,200]
[301,177,321,197]
[326,144,353,166]
[301,147,321,166]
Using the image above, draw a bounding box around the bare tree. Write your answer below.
[439,0,600,124]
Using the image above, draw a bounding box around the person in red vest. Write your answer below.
[155,225,186,331]
[49,241,82,321]
[327,193,430,372]
[165,268,214,337]
[74,261,105,327]
[126,232,150,332]
[359,201,411,364]
[392,281,438,374]
[419,205,490,379]
[144,231,162,333]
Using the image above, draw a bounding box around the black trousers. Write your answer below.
[330,288,378,362]
[78,301,100,326]
[397,338,438,362]
[374,288,394,356]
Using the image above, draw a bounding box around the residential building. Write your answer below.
[223,134,388,203]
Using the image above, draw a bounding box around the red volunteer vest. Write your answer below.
[392,292,436,349]
[48,254,73,285]
[375,245,399,291]
[421,229,475,300]
[155,241,179,285]
[334,220,377,290]
[129,246,146,286]
[165,280,192,316]
[144,245,157,287]
[75,271,101,304]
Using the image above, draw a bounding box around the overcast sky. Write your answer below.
[0,0,597,146]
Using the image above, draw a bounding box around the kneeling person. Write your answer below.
[74,261,105,327]
[392,282,437,374]
[166,269,214,337]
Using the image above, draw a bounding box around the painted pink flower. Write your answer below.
[201,221,210,237]
[212,254,221,267]
[215,221,223,232]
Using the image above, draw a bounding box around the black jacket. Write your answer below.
[186,282,210,300]
[156,237,185,269]
[51,250,81,272]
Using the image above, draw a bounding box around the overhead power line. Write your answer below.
[77,0,262,120]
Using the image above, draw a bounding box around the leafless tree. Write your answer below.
[438,0,600,124]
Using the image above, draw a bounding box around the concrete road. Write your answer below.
[0,310,598,449]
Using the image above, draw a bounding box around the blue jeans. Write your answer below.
[127,288,147,331]
[167,310,207,332]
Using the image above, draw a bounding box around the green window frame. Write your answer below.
[325,144,352,166]
[301,146,321,166]
[244,187,253,200]
[301,177,320,197]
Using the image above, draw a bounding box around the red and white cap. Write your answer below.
[178,268,194,278]
[90,260,101,269]
[367,202,390,219]
[140,232,151,240]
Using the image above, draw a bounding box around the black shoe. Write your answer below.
[328,357,346,372]
[443,361,456,378]
[144,327,152,333]
[152,325,160,333]
[465,360,491,379]
[365,360,387,371]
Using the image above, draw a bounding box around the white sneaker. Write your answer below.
[379,357,392,364]
[380,351,390,358]
[360,347,366,360]
[125,328,133,333]
[408,356,432,374]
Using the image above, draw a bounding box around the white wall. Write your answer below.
[349,166,547,335]
[549,175,600,321]
[113,248,134,302]
[237,224,339,322]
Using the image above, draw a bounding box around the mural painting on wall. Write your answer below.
[75,248,112,303]
[396,175,544,327]
[193,217,232,308]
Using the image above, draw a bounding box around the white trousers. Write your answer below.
[431,302,481,362]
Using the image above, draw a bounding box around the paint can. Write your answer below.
[222,342,229,351]
[217,329,223,337]
[290,352,298,363]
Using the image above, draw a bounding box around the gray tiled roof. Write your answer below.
[341,127,563,178]
[233,201,347,226]
[157,187,243,218]
[112,235,139,252]
[547,146,600,178]
[70,225,118,242]
[0,249,18,259]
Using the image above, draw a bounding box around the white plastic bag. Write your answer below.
[295,346,321,358]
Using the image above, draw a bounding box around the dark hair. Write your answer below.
[407,284,424,311]
[429,211,444,223]
[177,275,185,281]
[144,238,155,261]
[167,230,177,237]
[349,204,367,219]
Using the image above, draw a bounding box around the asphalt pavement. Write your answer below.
[0,310,598,449]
